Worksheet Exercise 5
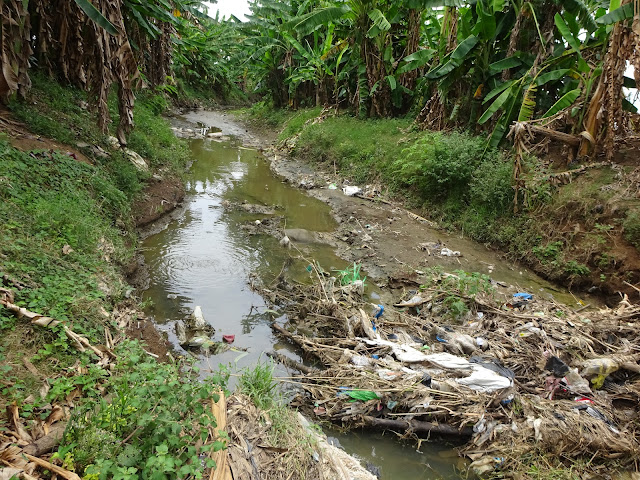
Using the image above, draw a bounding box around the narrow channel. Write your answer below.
[140,113,582,479]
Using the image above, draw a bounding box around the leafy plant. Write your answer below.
[335,262,366,286]
[64,341,224,479]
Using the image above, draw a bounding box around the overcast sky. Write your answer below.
[205,0,251,20]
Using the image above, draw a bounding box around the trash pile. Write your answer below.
[254,268,640,476]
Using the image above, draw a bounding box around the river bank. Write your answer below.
[155,109,640,479]
[238,106,640,306]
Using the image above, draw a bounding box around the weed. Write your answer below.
[594,223,613,233]
[563,260,590,277]
[533,241,563,262]
[335,262,366,286]
[623,210,640,250]
[238,361,278,409]
[63,341,224,479]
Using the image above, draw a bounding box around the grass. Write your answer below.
[1,71,221,479]
[238,362,318,478]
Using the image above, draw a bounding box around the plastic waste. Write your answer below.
[457,366,512,392]
[518,322,543,337]
[440,248,461,257]
[573,402,620,434]
[470,356,515,380]
[377,369,403,381]
[513,292,533,300]
[564,368,592,394]
[327,183,338,190]
[476,337,489,350]
[342,185,362,196]
[545,355,570,378]
[446,332,477,354]
[351,354,371,367]
[500,393,515,406]
[581,357,619,379]
[421,373,432,388]
[580,357,620,389]
[394,295,426,308]
[470,456,505,475]
[222,334,235,344]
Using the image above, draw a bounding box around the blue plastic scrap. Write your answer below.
[373,304,384,319]
[513,293,533,300]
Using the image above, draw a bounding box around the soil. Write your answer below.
[133,175,185,227]
[209,111,640,306]
[125,316,171,361]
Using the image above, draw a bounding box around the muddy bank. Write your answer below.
[179,110,589,309]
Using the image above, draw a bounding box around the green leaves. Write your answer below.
[367,9,391,37]
[542,88,581,117]
[554,13,583,55]
[74,0,118,35]
[287,6,349,36]
[596,2,634,25]
[426,35,479,79]
[397,49,435,74]
[479,85,513,124]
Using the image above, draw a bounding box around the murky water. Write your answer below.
[140,116,591,479]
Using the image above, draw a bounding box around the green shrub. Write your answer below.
[470,154,513,214]
[394,131,489,201]
[64,341,224,480]
[623,210,640,249]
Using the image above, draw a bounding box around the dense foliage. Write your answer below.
[239,0,640,159]
[3,0,638,158]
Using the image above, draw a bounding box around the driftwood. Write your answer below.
[0,296,113,361]
[23,454,81,480]
[22,422,67,457]
[266,351,319,375]
[361,416,474,437]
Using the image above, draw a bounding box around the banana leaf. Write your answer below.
[74,0,118,35]
[542,88,581,118]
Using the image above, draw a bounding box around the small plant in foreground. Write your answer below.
[62,341,224,480]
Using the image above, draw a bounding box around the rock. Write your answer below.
[190,306,208,330]
[124,148,149,171]
[76,141,90,148]
[107,135,120,149]
[207,131,223,138]
[175,321,187,344]
[279,235,291,248]
[284,228,326,244]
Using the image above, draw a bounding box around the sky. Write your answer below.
[205,0,251,21]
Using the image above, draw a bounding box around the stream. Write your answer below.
[140,111,588,479]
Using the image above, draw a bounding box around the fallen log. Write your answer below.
[209,392,232,480]
[526,124,582,147]
[360,416,473,437]
[266,351,319,375]
[23,422,67,457]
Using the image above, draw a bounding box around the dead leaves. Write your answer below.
[1,402,73,480]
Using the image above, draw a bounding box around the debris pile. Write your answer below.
[225,394,376,480]
[255,268,640,476]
